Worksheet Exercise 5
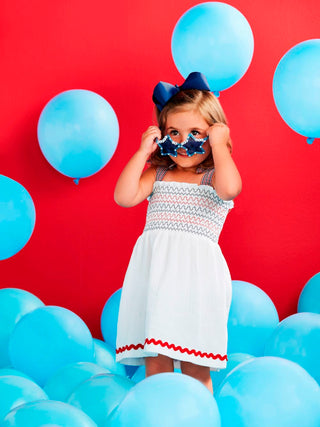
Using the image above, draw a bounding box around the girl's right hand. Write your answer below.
[139,126,161,156]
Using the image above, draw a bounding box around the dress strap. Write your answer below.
[200,168,215,186]
[155,166,169,181]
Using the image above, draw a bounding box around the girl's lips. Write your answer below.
[177,150,188,157]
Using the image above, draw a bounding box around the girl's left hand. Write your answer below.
[207,123,230,148]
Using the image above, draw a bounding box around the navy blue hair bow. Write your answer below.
[152,72,211,111]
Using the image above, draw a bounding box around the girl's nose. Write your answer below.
[177,133,189,144]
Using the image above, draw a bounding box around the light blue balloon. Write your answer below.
[68,373,134,426]
[216,357,320,427]
[108,373,221,427]
[273,39,320,143]
[0,375,48,420]
[38,89,119,180]
[211,352,254,393]
[9,306,95,386]
[44,362,109,402]
[100,289,139,379]
[101,289,122,349]
[298,272,320,314]
[227,281,279,356]
[0,400,97,427]
[264,312,320,383]
[171,2,254,94]
[93,338,126,376]
[0,368,32,380]
[0,175,36,260]
[0,288,44,368]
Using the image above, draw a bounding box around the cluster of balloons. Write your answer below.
[0,287,219,426]
[0,275,319,426]
[101,277,320,426]
[214,275,320,425]
[0,287,131,426]
[171,2,319,144]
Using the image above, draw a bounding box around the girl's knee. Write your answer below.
[145,354,174,376]
[180,361,213,393]
[181,361,209,377]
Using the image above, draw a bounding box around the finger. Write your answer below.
[147,129,161,138]
[147,126,160,133]
[152,130,162,139]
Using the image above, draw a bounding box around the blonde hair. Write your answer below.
[150,89,231,168]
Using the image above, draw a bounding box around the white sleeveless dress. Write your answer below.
[116,167,233,370]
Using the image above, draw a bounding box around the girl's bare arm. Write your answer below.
[114,126,161,207]
[208,124,242,201]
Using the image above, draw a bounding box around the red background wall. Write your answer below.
[1,0,319,337]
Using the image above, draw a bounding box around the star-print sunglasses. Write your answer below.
[156,134,208,157]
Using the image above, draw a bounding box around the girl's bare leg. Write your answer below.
[145,354,174,377]
[181,361,213,394]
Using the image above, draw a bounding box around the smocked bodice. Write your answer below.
[144,181,233,243]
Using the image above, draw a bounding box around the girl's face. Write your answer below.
[164,108,211,168]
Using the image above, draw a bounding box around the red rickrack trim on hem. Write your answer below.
[116,338,228,361]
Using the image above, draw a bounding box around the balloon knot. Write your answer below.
[73,178,80,185]
[306,137,315,145]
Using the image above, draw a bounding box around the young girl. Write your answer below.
[114,72,242,393]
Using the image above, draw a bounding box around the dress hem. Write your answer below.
[116,338,228,370]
